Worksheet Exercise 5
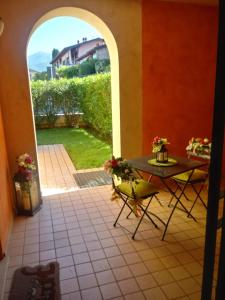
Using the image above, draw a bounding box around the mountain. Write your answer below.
[28,51,52,72]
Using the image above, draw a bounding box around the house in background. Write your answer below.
[76,44,109,64]
[51,37,106,67]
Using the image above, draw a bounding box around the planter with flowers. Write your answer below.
[13,153,42,216]
[152,136,170,163]
[186,137,211,159]
[104,156,143,216]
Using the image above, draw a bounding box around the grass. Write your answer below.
[36,128,112,170]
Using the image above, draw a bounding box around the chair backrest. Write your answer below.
[187,151,210,161]
[187,151,210,175]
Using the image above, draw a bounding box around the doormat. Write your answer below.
[74,170,112,188]
[9,261,60,300]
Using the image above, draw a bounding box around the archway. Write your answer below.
[27,7,121,160]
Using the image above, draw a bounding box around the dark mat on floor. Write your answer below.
[9,261,60,300]
[74,170,112,188]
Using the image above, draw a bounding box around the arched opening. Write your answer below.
[27,7,120,193]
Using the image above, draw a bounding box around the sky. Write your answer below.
[27,16,102,56]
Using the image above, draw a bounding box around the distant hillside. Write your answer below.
[28,51,51,72]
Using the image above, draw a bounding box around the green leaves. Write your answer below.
[31,73,112,139]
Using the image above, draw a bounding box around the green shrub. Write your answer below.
[80,73,111,139]
[79,59,96,76]
[31,73,111,138]
[57,65,79,79]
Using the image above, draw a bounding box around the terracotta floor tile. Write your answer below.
[118,278,140,295]
[183,261,203,276]
[124,292,146,300]
[78,273,98,289]
[86,240,102,251]
[76,262,93,276]
[113,266,133,281]
[96,270,115,285]
[136,273,157,290]
[178,277,201,294]
[129,262,149,276]
[108,255,127,268]
[123,252,141,265]
[40,233,54,243]
[152,269,174,285]
[160,255,181,269]
[40,249,56,261]
[39,241,55,251]
[100,238,116,248]
[138,249,157,261]
[81,287,102,300]
[168,265,190,281]
[60,266,76,281]
[61,291,81,300]
[60,278,79,294]
[71,243,87,254]
[145,258,165,273]
[161,282,185,299]
[23,252,39,265]
[55,238,70,249]
[92,259,111,273]
[104,246,121,258]
[73,252,90,264]
[57,255,74,268]
[100,282,122,299]
[56,246,72,258]
[53,231,68,240]
[144,287,167,300]
[89,249,106,261]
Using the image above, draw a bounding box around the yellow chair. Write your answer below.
[112,176,165,239]
[170,153,209,216]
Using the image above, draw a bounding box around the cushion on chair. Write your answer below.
[116,179,158,199]
[173,169,208,183]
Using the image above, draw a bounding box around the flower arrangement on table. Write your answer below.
[15,153,36,190]
[186,137,211,156]
[152,136,170,163]
[104,156,135,181]
[152,136,170,153]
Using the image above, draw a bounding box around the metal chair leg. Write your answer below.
[114,198,128,227]
[132,196,156,239]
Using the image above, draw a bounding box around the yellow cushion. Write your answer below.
[116,179,158,199]
[173,169,208,183]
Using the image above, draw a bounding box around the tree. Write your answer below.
[52,48,59,60]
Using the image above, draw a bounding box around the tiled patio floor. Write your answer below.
[2,146,221,300]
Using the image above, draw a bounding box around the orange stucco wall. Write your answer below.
[142,1,218,156]
[0,105,13,254]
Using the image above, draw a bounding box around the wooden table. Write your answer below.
[129,155,208,240]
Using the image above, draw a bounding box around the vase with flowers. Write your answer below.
[186,137,211,158]
[104,157,143,216]
[104,156,135,181]
[152,136,170,163]
[13,153,41,215]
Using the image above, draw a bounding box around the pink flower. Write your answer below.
[25,156,32,164]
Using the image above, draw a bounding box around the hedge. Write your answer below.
[31,73,112,139]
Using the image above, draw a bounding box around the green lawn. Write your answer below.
[36,128,112,170]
